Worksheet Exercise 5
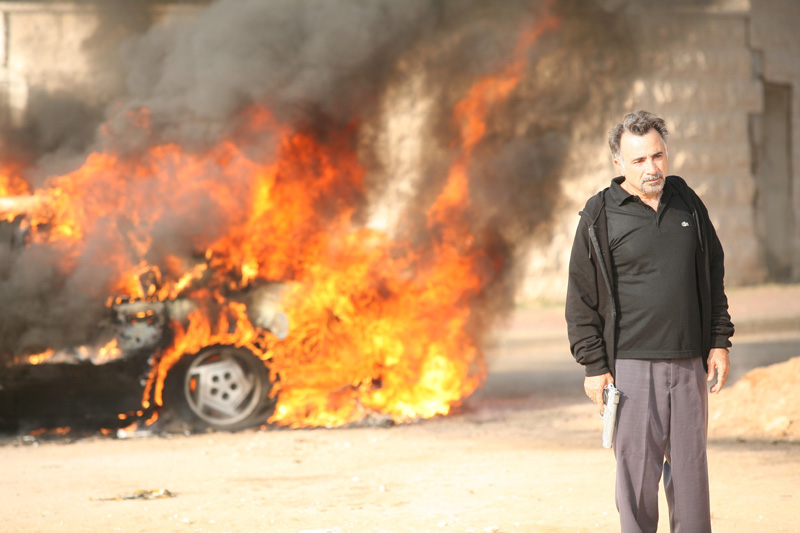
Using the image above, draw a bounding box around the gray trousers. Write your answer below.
[613,357,711,533]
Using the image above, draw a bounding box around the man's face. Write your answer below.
[614,128,668,197]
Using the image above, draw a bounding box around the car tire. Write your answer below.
[164,345,275,431]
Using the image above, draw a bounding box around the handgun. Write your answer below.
[602,384,621,449]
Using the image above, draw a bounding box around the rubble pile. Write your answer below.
[709,356,800,441]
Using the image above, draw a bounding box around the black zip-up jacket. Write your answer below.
[566,175,734,378]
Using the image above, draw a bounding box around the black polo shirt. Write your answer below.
[606,177,703,360]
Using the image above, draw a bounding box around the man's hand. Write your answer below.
[707,348,731,393]
[584,372,614,413]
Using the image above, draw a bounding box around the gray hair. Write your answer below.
[608,110,668,160]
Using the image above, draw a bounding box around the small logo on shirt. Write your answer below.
[681,221,690,227]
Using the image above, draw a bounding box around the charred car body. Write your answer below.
[0,215,289,435]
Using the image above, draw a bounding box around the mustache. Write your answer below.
[642,171,664,183]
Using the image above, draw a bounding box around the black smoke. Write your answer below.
[0,0,637,360]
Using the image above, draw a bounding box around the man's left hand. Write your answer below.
[707,348,731,393]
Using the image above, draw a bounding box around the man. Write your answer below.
[565,110,734,532]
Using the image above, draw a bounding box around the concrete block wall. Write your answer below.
[0,4,109,127]
[750,0,800,282]
[0,2,197,128]
[521,2,783,302]
[632,11,764,288]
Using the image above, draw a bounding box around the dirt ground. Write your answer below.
[2,286,799,533]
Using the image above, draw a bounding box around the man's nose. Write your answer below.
[645,158,657,173]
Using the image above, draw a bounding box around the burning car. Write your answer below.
[0,0,571,438]
[0,5,564,431]
[0,104,496,437]
[0,146,490,437]
[0,91,496,436]
[0,210,289,434]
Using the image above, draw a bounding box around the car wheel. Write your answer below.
[167,345,275,431]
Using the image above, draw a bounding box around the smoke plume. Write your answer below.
[1,0,637,359]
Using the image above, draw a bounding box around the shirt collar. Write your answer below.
[609,176,673,207]
[609,176,632,205]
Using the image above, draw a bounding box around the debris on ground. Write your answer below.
[709,356,800,441]
[92,489,175,501]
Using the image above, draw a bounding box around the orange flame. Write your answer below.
[30,426,71,437]
[3,9,558,429]
[0,164,30,197]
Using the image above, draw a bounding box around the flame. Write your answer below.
[0,164,30,197]
[98,339,121,362]
[263,226,485,427]
[22,349,55,365]
[3,10,558,429]
[30,427,71,437]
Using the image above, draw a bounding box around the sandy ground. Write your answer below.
[2,286,800,533]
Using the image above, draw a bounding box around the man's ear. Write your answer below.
[613,157,624,174]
